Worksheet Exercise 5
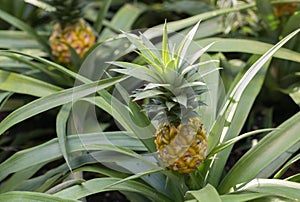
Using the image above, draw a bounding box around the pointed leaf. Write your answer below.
[218,112,300,193]
[176,21,200,68]
[0,191,78,202]
[0,69,62,97]
[274,153,300,179]
[162,22,171,66]
[236,179,300,201]
[0,76,126,136]
[209,128,275,157]
[109,61,159,82]
[0,132,146,181]
[0,8,49,52]
[56,103,72,170]
[134,89,164,101]
[54,177,172,202]
[185,184,221,202]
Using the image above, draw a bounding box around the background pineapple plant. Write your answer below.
[111,23,209,173]
[44,0,96,66]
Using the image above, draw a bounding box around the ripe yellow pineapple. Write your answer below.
[111,22,210,173]
[155,118,207,173]
[44,0,96,65]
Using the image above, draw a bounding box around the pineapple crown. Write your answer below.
[27,0,87,27]
[110,22,214,125]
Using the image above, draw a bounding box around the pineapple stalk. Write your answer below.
[111,22,212,174]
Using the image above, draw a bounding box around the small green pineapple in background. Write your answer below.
[111,22,210,174]
[44,0,96,66]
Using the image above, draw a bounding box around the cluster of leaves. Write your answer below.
[0,0,299,201]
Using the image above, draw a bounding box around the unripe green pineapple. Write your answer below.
[111,22,211,173]
[43,0,96,65]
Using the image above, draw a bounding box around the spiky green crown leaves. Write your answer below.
[110,22,214,125]
[32,0,87,27]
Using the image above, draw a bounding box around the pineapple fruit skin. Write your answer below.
[49,19,96,65]
[155,118,208,174]
[273,3,299,17]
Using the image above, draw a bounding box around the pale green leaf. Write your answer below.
[54,177,172,202]
[0,8,49,52]
[236,179,300,201]
[162,21,171,66]
[209,128,275,157]
[220,193,270,202]
[0,30,40,49]
[176,21,200,68]
[185,184,221,202]
[99,3,145,41]
[206,28,300,188]
[56,103,72,170]
[218,112,300,193]
[0,132,146,181]
[274,153,300,179]
[134,89,164,101]
[0,50,89,83]
[0,69,62,97]
[109,61,160,83]
[197,38,300,63]
[0,76,126,136]
[0,191,78,202]
[93,0,111,33]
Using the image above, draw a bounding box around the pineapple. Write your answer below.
[111,22,210,174]
[273,2,299,17]
[44,0,96,65]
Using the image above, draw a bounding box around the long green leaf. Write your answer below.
[16,152,127,192]
[143,3,255,38]
[208,128,275,157]
[83,94,156,152]
[236,179,300,201]
[0,50,89,83]
[99,3,145,41]
[0,30,40,49]
[218,112,300,193]
[0,91,12,109]
[205,56,270,186]
[0,191,78,202]
[197,38,300,63]
[0,76,125,136]
[56,103,72,170]
[0,52,67,83]
[220,193,270,202]
[0,69,62,97]
[54,177,172,202]
[0,132,145,181]
[162,21,171,66]
[0,163,43,193]
[274,152,300,179]
[94,0,111,33]
[185,184,221,202]
[100,168,164,194]
[206,28,300,187]
[0,8,50,52]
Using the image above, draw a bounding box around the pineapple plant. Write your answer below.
[43,0,96,66]
[111,23,210,174]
